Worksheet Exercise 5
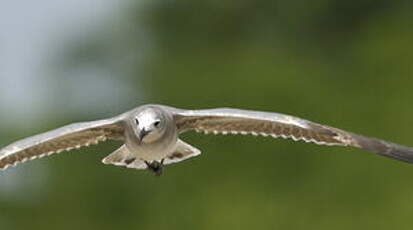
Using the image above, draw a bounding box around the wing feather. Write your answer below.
[173,107,413,163]
[175,108,352,146]
[0,116,125,170]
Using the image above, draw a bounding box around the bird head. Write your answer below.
[134,108,166,143]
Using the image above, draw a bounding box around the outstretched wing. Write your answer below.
[173,107,413,163]
[0,116,126,170]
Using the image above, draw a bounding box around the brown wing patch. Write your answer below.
[176,114,354,147]
[0,122,124,170]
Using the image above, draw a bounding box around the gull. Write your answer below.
[1,104,412,175]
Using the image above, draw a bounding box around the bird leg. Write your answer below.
[145,159,164,176]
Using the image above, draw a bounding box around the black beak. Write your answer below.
[138,128,149,142]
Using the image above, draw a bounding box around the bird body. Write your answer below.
[1,104,413,175]
[121,105,178,161]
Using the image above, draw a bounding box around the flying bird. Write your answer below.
[1,104,412,175]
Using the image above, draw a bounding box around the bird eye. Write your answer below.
[154,121,161,127]
[135,118,139,125]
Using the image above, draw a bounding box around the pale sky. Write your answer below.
[0,0,142,200]
[0,0,138,126]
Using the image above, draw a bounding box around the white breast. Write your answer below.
[124,132,178,162]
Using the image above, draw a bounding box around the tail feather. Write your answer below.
[102,145,147,170]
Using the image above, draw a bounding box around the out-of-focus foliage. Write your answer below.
[1,1,413,230]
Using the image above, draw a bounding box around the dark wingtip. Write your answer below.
[354,134,413,164]
[382,144,413,164]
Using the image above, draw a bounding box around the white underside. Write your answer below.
[102,139,201,170]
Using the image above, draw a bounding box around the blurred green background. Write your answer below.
[1,0,413,229]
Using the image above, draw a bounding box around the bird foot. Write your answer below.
[145,160,164,176]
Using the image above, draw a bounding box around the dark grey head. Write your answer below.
[134,107,169,143]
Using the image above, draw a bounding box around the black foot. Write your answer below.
[145,159,164,176]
